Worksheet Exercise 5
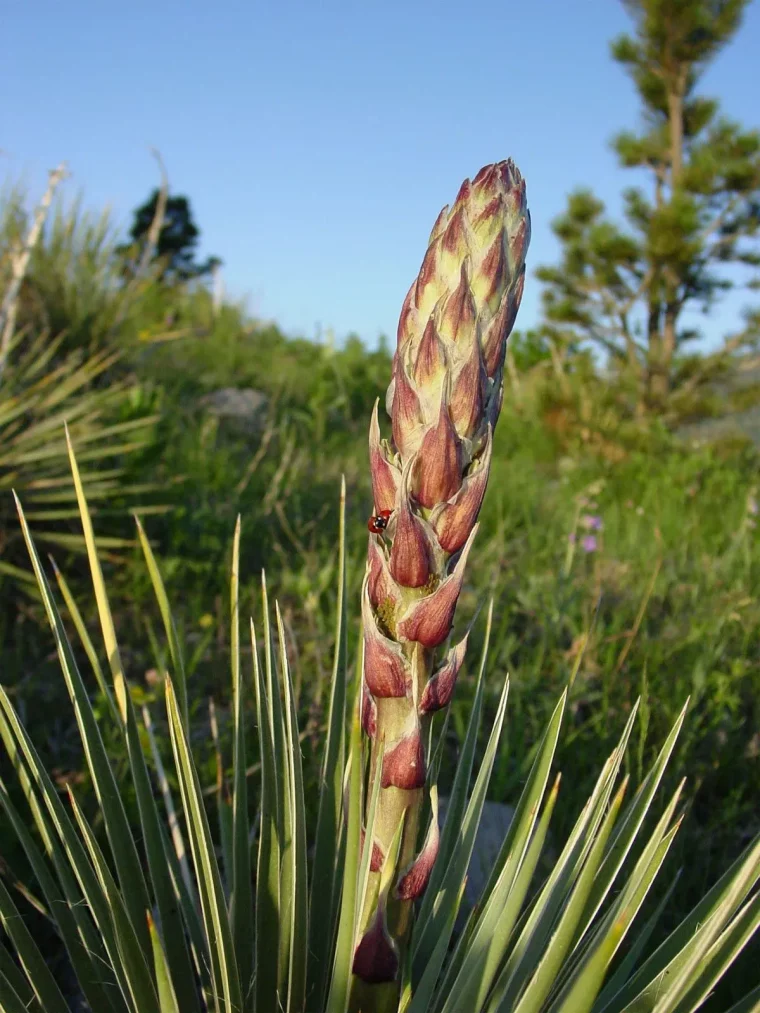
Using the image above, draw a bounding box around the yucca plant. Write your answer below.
[0,166,166,603]
[0,328,159,597]
[0,174,181,359]
[1,161,759,1013]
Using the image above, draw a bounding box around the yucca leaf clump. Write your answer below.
[0,162,758,1013]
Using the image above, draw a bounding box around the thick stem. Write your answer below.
[353,645,431,1008]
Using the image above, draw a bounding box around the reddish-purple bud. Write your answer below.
[389,464,433,588]
[477,235,507,309]
[381,725,426,790]
[367,537,396,609]
[415,242,440,309]
[471,162,493,188]
[481,291,510,378]
[471,161,501,193]
[391,361,423,457]
[432,427,492,553]
[441,204,467,258]
[397,526,478,648]
[369,401,399,513]
[397,282,416,348]
[472,194,504,233]
[440,263,477,347]
[472,160,523,202]
[416,404,462,509]
[396,794,440,900]
[454,177,471,206]
[450,338,487,439]
[419,634,469,714]
[414,318,447,387]
[363,586,409,698]
[352,908,399,984]
[360,827,386,873]
[428,203,450,244]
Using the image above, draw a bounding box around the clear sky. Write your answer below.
[2,0,759,351]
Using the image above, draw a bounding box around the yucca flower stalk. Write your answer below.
[353,161,530,1000]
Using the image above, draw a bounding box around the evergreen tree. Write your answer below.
[537,0,760,412]
[119,189,221,284]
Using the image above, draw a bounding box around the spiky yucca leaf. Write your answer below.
[0,441,757,1013]
[0,328,158,599]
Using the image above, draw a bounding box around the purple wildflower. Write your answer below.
[582,535,598,553]
[581,514,603,531]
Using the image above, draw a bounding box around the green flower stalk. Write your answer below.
[354,160,531,994]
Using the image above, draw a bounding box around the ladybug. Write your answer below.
[368,508,392,534]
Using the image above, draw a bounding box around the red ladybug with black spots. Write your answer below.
[367,509,392,534]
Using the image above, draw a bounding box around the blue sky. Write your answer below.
[2,0,759,351]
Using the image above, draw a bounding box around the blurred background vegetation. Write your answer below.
[1,0,759,1007]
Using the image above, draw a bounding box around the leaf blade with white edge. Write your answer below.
[0,875,69,1012]
[352,739,385,953]
[414,664,510,992]
[0,770,123,1013]
[307,477,348,1012]
[548,824,683,1013]
[486,749,632,1013]
[67,787,161,1013]
[433,692,565,1012]
[252,616,281,1013]
[404,879,468,1013]
[440,772,563,1013]
[48,494,200,1012]
[592,871,681,1011]
[601,834,760,1013]
[136,517,188,727]
[667,890,760,1013]
[508,778,630,1013]
[641,849,760,1013]
[411,602,493,977]
[0,970,36,1013]
[229,518,254,1010]
[0,943,39,1013]
[480,690,570,912]
[49,554,120,725]
[545,778,689,1013]
[148,912,183,1013]
[276,601,309,1013]
[165,677,243,1013]
[261,574,292,998]
[574,701,689,952]
[0,684,133,1006]
[14,489,152,963]
[326,665,365,1013]
[63,438,197,1003]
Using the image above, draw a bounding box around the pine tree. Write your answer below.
[118,189,221,284]
[537,0,760,413]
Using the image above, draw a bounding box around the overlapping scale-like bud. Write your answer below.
[354,160,530,989]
